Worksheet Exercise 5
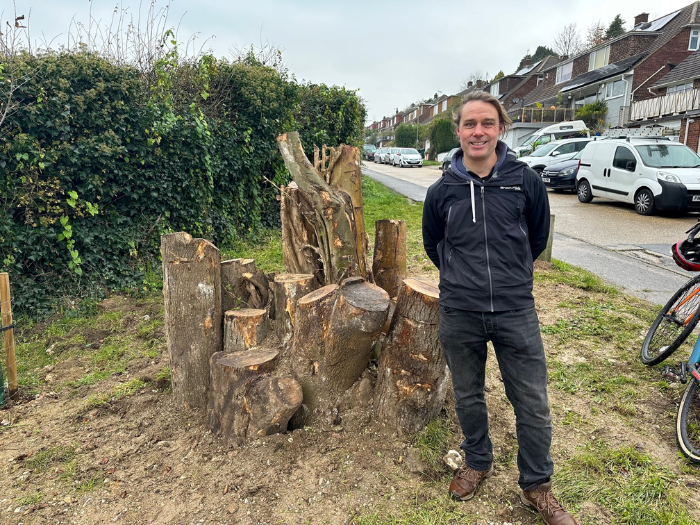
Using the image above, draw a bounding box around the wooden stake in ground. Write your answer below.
[207,349,302,445]
[277,132,371,285]
[224,309,269,353]
[371,219,407,298]
[161,232,222,410]
[0,273,18,401]
[374,278,449,434]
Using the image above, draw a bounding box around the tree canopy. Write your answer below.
[517,45,557,70]
[605,15,626,40]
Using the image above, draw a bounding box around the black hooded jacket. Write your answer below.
[422,142,550,312]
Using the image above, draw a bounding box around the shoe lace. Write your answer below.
[457,466,485,483]
[533,490,564,515]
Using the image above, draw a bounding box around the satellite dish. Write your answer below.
[512,98,520,104]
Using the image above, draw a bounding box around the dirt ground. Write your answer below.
[1,262,699,525]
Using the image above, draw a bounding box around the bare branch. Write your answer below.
[552,23,583,58]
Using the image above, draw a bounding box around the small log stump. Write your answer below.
[372,219,407,298]
[221,258,272,312]
[224,309,269,353]
[274,273,317,344]
[374,278,449,434]
[207,348,302,445]
[161,232,222,410]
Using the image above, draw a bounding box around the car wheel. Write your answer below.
[533,166,545,174]
[577,179,593,203]
[635,188,655,216]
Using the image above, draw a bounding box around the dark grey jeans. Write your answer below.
[438,305,553,490]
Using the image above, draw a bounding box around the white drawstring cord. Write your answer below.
[470,180,476,223]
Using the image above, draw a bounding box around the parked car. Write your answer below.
[363,144,376,161]
[519,137,592,173]
[441,147,460,172]
[576,139,700,215]
[386,147,399,165]
[392,148,423,168]
[540,150,583,192]
[515,120,589,157]
[374,147,387,163]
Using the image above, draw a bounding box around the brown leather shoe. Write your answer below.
[520,481,578,525]
[449,464,494,501]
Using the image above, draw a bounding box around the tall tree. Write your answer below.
[491,70,504,82]
[517,45,557,70]
[552,23,584,58]
[586,20,606,48]
[605,14,626,40]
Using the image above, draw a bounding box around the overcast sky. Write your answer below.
[5,0,696,125]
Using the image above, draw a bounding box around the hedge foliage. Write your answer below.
[0,51,365,317]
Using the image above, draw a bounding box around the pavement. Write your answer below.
[361,160,695,306]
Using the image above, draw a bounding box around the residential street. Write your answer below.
[362,160,698,305]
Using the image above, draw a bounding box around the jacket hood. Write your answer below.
[445,141,523,184]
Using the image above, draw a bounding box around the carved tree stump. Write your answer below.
[374,278,449,434]
[291,278,390,424]
[224,309,269,353]
[274,273,317,344]
[207,349,302,445]
[161,232,222,410]
[372,219,407,298]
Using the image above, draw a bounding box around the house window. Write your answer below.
[490,82,500,96]
[442,100,447,112]
[588,46,610,71]
[556,62,573,84]
[667,82,694,94]
[605,79,625,99]
[690,29,699,51]
[537,74,543,86]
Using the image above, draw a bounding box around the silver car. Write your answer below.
[393,148,423,168]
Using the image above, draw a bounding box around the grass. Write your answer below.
[536,259,618,295]
[83,378,147,410]
[414,416,454,479]
[354,496,475,525]
[24,446,76,473]
[422,160,440,167]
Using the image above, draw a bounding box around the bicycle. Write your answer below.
[640,220,700,463]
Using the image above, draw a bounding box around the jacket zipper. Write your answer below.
[446,206,453,264]
[482,186,494,312]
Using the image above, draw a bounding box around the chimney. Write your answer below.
[467,81,473,87]
[523,58,531,68]
[476,80,483,88]
[634,13,649,26]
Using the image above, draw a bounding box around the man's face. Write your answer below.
[456,101,503,166]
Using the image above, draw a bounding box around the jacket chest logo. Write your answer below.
[499,186,522,191]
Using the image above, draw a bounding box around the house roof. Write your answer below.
[520,81,567,107]
[634,2,700,70]
[500,56,563,105]
[652,52,700,87]
[633,9,682,31]
[560,52,648,92]
[515,60,542,76]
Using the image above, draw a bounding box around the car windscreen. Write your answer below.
[364,145,376,151]
[634,144,700,168]
[401,149,419,154]
[529,142,559,157]
[521,134,537,146]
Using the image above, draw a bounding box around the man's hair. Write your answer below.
[452,91,512,137]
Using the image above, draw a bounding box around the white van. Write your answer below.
[575,138,700,215]
[516,120,589,157]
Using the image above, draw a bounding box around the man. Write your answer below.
[422,91,577,525]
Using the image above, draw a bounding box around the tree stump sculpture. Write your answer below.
[372,219,407,298]
[161,232,222,410]
[374,278,449,434]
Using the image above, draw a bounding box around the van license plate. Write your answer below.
[693,196,700,202]
[542,177,550,183]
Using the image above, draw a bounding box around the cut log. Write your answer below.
[281,186,322,281]
[290,278,390,424]
[372,220,407,298]
[374,278,449,434]
[223,309,269,353]
[221,258,272,312]
[161,232,222,410]
[274,273,317,344]
[207,348,301,445]
[277,132,371,285]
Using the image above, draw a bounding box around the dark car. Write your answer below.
[441,147,460,172]
[540,149,583,192]
[363,144,377,161]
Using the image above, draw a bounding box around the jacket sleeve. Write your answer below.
[523,168,550,261]
[422,184,444,269]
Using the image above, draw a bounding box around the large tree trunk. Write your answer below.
[291,278,390,425]
[277,132,371,285]
[207,349,302,445]
[273,273,318,344]
[161,232,222,410]
[372,219,407,298]
[374,278,449,434]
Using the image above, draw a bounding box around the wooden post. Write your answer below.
[536,214,556,262]
[0,273,18,401]
[372,219,407,298]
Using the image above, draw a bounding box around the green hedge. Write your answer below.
[0,51,365,317]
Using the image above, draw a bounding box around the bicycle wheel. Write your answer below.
[677,377,700,463]
[641,274,700,366]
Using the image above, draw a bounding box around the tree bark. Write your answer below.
[374,278,449,434]
[277,132,371,285]
[273,273,318,344]
[281,185,322,281]
[161,232,222,410]
[372,219,407,298]
[223,309,269,353]
[221,259,271,312]
[207,348,301,445]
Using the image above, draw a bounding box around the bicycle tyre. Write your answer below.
[677,377,700,463]
[641,274,700,366]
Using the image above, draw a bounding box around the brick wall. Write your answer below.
[571,55,589,80]
[633,28,695,102]
[609,34,657,63]
[680,117,700,152]
[541,66,558,89]
[504,76,538,110]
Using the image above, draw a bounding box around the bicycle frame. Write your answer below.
[688,337,700,381]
